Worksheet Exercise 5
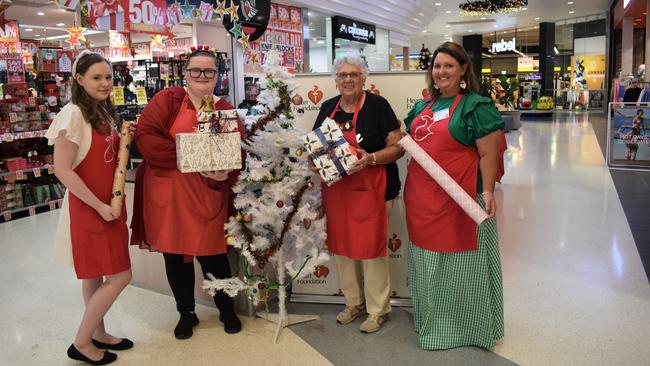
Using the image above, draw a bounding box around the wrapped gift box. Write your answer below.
[176,132,241,173]
[303,118,359,186]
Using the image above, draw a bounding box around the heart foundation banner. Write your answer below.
[289,71,428,305]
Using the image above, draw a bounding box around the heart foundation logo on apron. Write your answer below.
[388,233,402,252]
[308,85,324,104]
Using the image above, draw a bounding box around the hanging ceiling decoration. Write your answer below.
[459,0,528,16]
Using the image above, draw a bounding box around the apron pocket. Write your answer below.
[349,189,377,222]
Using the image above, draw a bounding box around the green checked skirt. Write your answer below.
[407,206,504,350]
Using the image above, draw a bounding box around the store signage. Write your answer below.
[332,16,376,44]
[126,0,168,35]
[222,0,271,42]
[491,37,516,53]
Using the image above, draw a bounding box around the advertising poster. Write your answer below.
[290,71,428,305]
[245,2,302,74]
[607,103,650,169]
[570,54,606,90]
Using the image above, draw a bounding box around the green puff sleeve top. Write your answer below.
[404,92,504,147]
[403,92,504,192]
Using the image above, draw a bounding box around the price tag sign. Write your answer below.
[49,201,56,210]
[9,112,17,123]
[3,211,11,221]
[15,170,25,180]
[47,165,55,174]
[136,87,148,105]
[38,105,47,113]
[33,168,41,177]
[112,87,126,106]
[126,0,168,35]
[28,206,36,216]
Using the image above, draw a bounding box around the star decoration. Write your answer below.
[214,0,227,17]
[150,34,166,51]
[249,51,259,65]
[227,4,239,20]
[166,25,176,41]
[229,21,243,38]
[66,26,86,48]
[237,32,250,48]
[180,0,194,20]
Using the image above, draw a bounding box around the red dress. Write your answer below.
[68,127,130,279]
[322,95,388,260]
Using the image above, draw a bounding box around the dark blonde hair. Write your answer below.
[425,42,479,98]
[71,53,117,133]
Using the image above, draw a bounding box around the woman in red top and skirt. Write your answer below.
[131,48,244,338]
[49,51,133,365]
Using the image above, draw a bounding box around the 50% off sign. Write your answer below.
[127,0,168,35]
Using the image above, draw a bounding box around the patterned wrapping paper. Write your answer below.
[399,135,489,225]
[176,132,242,173]
[303,118,345,154]
[312,154,341,185]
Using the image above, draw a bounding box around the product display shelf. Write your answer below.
[0,129,49,142]
[1,198,63,223]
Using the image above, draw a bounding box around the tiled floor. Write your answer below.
[1,111,650,366]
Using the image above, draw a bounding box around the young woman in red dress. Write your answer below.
[48,51,133,365]
[131,48,244,339]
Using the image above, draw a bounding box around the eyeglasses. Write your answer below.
[186,68,217,79]
[336,72,362,80]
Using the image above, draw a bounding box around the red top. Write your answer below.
[131,87,245,255]
[404,94,480,252]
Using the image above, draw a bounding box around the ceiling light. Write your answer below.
[37,12,45,16]
[494,24,498,28]
[25,28,33,32]
[35,34,41,37]
[535,17,540,20]
[468,29,473,32]
[567,1,574,4]
[317,40,324,44]
[445,10,452,14]
[534,26,538,28]
[435,2,441,5]
[481,17,486,20]
[56,23,65,26]
[554,46,559,54]
[569,10,575,14]
[308,12,311,16]
[445,24,451,28]
[444,34,449,37]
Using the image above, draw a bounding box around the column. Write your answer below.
[462,34,482,81]
[622,16,633,75]
[646,0,650,81]
[538,22,555,97]
[402,47,409,71]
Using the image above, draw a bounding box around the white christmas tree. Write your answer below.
[203,51,329,344]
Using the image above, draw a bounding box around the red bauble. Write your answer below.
[276,200,284,208]
[307,180,314,189]
[303,218,312,229]
[257,282,265,290]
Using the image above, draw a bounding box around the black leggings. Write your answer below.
[163,252,232,313]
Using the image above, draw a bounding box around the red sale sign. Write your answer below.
[123,0,167,35]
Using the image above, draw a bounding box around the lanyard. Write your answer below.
[329,92,365,130]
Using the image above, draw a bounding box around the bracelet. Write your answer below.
[371,153,377,165]
[481,191,493,196]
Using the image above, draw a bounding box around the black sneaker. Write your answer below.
[174,312,199,339]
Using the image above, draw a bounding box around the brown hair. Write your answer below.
[425,41,479,98]
[186,50,218,69]
[71,53,117,133]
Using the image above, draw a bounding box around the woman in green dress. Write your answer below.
[403,41,505,350]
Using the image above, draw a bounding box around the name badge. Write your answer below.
[434,108,449,122]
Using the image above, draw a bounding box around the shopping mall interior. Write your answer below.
[1,0,649,365]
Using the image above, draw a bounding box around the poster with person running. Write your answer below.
[607,103,650,169]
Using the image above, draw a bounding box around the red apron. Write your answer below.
[69,127,130,279]
[142,94,229,256]
[404,94,480,252]
[322,94,388,260]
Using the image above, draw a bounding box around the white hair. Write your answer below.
[332,56,369,79]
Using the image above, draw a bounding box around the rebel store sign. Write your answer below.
[332,16,375,44]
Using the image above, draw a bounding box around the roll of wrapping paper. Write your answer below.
[399,135,489,225]
[110,121,135,217]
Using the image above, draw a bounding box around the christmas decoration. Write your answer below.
[180,0,194,20]
[418,44,432,70]
[150,34,166,52]
[202,50,328,344]
[167,1,183,25]
[235,213,243,222]
[54,0,79,11]
[459,0,528,16]
[229,21,243,39]
[237,32,250,48]
[295,148,303,157]
[243,213,253,222]
[65,26,87,48]
[199,1,214,22]
[226,4,240,20]
[214,0,227,17]
[291,94,303,105]
[0,0,12,30]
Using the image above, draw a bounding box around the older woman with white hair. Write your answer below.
[312,56,403,333]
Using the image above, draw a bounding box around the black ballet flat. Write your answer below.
[67,344,117,365]
[92,338,134,351]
